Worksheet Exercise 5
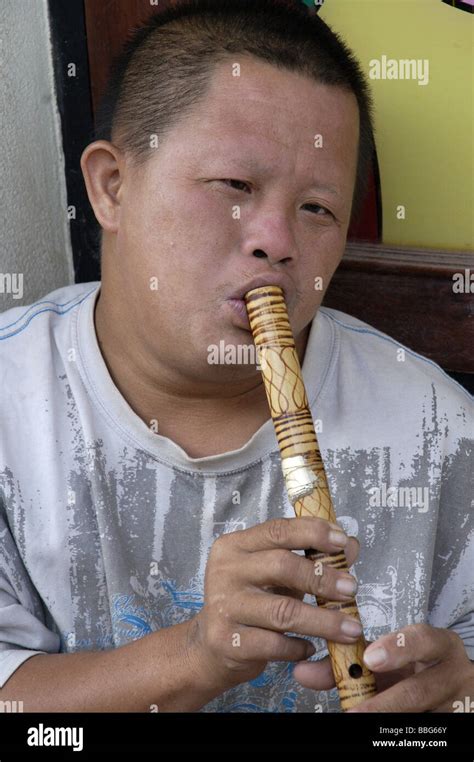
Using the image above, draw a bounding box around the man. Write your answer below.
[0,0,472,713]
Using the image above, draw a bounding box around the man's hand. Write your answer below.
[188,517,361,696]
[293,623,474,712]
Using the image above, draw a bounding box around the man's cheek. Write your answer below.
[291,295,322,335]
[305,262,337,301]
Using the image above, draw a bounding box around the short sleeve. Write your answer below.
[0,504,60,688]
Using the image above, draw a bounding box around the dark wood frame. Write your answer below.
[323,243,474,375]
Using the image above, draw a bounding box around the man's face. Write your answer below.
[106,56,359,381]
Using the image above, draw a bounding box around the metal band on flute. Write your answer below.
[245,285,376,711]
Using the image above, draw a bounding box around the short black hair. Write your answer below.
[95,0,375,225]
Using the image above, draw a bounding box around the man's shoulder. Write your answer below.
[0,281,99,411]
[0,282,100,458]
[0,281,99,351]
[319,306,472,409]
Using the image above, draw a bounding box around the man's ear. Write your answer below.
[80,140,124,233]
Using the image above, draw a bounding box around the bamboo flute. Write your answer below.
[245,285,376,710]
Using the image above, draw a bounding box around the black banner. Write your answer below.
[0,712,473,757]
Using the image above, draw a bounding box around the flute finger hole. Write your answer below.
[348,663,363,679]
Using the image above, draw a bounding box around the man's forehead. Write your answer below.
[186,72,359,160]
[186,130,317,176]
[185,116,354,178]
[185,98,346,161]
[169,62,359,185]
[202,80,341,134]
[202,57,358,121]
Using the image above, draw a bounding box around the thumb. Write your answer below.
[293,655,335,690]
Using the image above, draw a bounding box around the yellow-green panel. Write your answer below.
[318,0,473,250]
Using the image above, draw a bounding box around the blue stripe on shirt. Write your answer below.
[0,288,97,340]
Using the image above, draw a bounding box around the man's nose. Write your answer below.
[252,248,293,266]
[243,198,299,266]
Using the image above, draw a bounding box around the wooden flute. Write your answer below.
[244,285,376,711]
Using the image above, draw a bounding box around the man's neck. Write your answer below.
[94,292,311,458]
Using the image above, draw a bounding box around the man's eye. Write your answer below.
[303,203,332,217]
[219,179,252,193]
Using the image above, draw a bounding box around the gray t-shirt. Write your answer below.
[0,281,472,712]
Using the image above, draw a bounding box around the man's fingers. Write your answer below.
[344,536,360,568]
[293,655,335,690]
[349,660,456,713]
[233,516,350,555]
[245,550,358,603]
[228,628,317,664]
[362,624,465,673]
[271,586,305,600]
[235,592,364,643]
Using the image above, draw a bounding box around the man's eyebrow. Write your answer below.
[308,182,341,198]
[217,156,267,174]
[210,156,341,198]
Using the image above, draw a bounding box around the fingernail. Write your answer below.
[329,530,348,548]
[341,618,363,637]
[336,576,358,597]
[364,647,387,668]
[305,642,316,658]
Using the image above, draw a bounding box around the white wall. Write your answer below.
[0,0,74,311]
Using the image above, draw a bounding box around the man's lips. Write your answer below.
[225,298,251,330]
[225,275,295,331]
[227,274,295,304]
